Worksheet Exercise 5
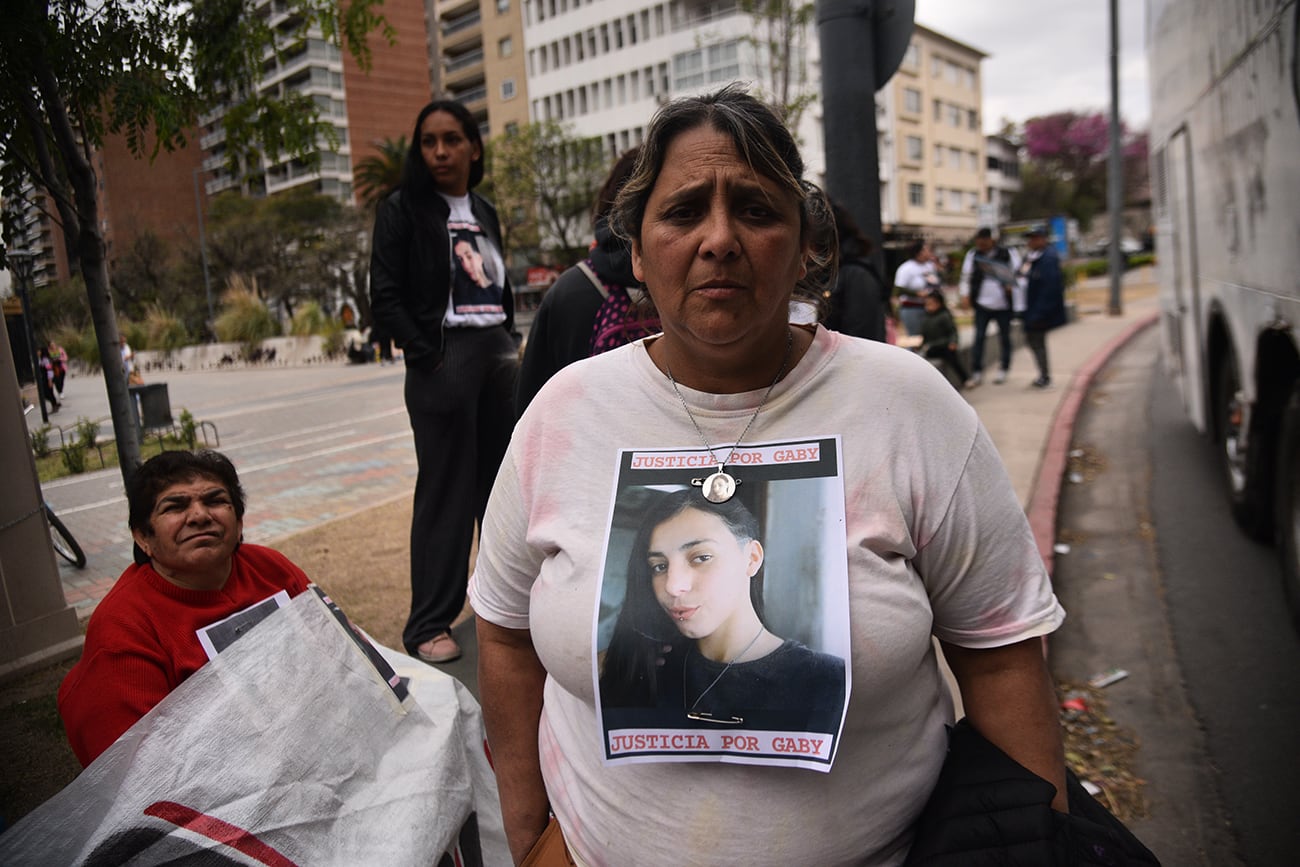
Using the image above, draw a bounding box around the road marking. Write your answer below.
[50,431,414,515]
[281,430,358,449]
[236,431,413,475]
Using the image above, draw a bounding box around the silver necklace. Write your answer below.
[685,624,767,725]
[665,329,794,504]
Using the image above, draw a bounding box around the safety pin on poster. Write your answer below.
[591,436,851,772]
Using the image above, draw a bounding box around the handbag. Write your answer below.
[904,719,1160,866]
[520,817,577,867]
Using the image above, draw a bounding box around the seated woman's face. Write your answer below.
[134,476,243,583]
[646,506,763,641]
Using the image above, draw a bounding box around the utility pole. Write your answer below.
[1107,0,1124,316]
[9,251,45,424]
[818,0,914,278]
[193,166,216,329]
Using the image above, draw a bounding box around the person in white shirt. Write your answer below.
[959,228,1023,386]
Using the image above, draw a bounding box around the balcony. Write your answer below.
[443,49,485,89]
[441,11,481,52]
[453,85,488,115]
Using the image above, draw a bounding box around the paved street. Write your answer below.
[29,362,416,617]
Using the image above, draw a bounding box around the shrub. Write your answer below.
[30,425,52,458]
[74,416,100,450]
[319,318,345,356]
[289,301,329,336]
[214,280,280,350]
[1128,252,1155,268]
[119,318,150,354]
[61,444,87,475]
[178,409,198,449]
[144,304,191,350]
[51,321,101,369]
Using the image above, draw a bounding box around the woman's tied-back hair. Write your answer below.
[600,488,767,708]
[128,450,245,563]
[400,99,485,195]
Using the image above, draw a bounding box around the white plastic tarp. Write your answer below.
[0,590,508,865]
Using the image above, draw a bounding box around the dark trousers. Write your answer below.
[971,305,1013,374]
[402,327,517,654]
[1025,328,1050,379]
[925,345,969,386]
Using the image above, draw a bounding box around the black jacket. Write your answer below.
[905,719,1159,866]
[824,257,887,342]
[369,188,515,368]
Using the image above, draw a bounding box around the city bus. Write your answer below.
[1147,0,1300,623]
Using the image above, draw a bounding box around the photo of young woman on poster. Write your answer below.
[599,488,845,736]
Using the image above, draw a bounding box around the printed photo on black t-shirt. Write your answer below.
[593,437,851,772]
[449,225,505,316]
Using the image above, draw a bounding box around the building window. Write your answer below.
[673,40,739,90]
[505,121,519,136]
[905,135,923,162]
[968,109,979,130]
[499,36,513,57]
[933,99,942,122]
[935,187,945,211]
[497,0,509,12]
[968,191,980,212]
[904,42,919,69]
[903,87,921,114]
[931,55,942,77]
[933,144,944,167]
[968,151,979,172]
[949,146,962,167]
[908,183,924,207]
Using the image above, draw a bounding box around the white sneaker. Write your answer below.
[993,369,1008,385]
[964,372,983,388]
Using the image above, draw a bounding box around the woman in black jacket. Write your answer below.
[369,100,518,664]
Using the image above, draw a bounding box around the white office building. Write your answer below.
[521,0,826,180]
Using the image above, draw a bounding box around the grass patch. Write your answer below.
[34,433,194,483]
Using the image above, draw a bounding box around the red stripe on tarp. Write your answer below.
[143,801,299,867]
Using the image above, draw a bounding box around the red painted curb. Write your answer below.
[1027,313,1159,578]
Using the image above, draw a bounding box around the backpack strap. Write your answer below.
[576,260,609,300]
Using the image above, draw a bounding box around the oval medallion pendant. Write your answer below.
[701,470,737,503]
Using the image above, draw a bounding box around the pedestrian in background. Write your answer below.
[1018,224,1068,388]
[369,99,518,665]
[36,346,61,414]
[893,239,940,338]
[959,227,1023,387]
[919,289,969,389]
[515,146,656,416]
[821,200,887,342]
[48,340,68,399]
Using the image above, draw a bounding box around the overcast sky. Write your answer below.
[914,0,1150,133]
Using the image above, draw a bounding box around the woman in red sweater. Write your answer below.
[58,450,313,767]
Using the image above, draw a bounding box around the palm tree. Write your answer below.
[355,136,407,209]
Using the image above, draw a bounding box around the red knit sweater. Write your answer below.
[58,544,311,767]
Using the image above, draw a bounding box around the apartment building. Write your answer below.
[881,24,988,246]
[984,133,1021,227]
[201,0,433,205]
[520,0,825,178]
[433,0,530,137]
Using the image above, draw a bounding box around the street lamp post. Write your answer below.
[193,166,215,327]
[8,249,46,424]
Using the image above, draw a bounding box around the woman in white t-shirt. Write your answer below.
[471,85,1067,866]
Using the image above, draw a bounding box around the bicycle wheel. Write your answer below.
[45,504,87,569]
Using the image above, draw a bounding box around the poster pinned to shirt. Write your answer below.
[592,436,851,772]
[446,220,507,327]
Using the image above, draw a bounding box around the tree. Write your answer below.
[739,0,817,131]
[1010,111,1148,230]
[485,121,608,266]
[354,136,407,210]
[0,0,388,487]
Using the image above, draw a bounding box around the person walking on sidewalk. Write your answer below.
[959,227,1022,387]
[370,99,519,665]
[1018,224,1068,388]
[919,290,969,389]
